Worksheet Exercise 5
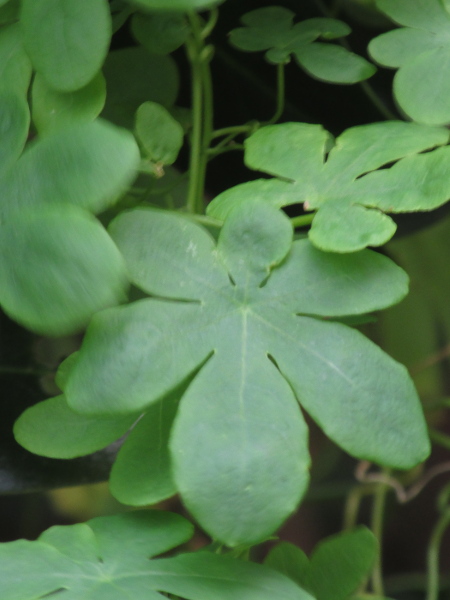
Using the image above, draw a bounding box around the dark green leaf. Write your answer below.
[31,72,106,134]
[131,0,225,11]
[208,121,450,252]
[230,7,375,83]
[59,202,427,544]
[369,0,450,124]
[131,11,189,54]
[0,119,140,216]
[21,0,111,92]
[0,510,313,600]
[136,101,184,165]
[0,205,128,335]
[101,46,179,129]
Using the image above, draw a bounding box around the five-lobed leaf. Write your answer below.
[230,6,375,83]
[55,201,429,545]
[369,0,450,124]
[0,510,313,600]
[208,121,450,252]
[21,0,111,92]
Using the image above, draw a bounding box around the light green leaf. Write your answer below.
[61,202,427,544]
[369,0,450,124]
[0,23,32,96]
[31,72,106,135]
[21,0,111,92]
[102,46,179,129]
[14,395,138,458]
[136,101,184,165]
[208,121,450,252]
[0,510,313,600]
[0,119,140,216]
[54,352,80,389]
[109,387,181,505]
[0,205,128,335]
[230,7,375,83]
[131,11,189,54]
[0,91,29,179]
[130,0,225,11]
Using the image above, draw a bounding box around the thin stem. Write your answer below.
[359,80,397,121]
[370,477,390,597]
[426,484,450,600]
[291,214,314,228]
[263,63,286,125]
[201,8,219,39]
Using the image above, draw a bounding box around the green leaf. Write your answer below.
[109,386,181,505]
[14,395,138,458]
[208,121,450,252]
[61,202,427,545]
[230,7,375,83]
[31,72,106,135]
[102,46,179,129]
[0,1,20,26]
[0,23,32,96]
[0,91,29,179]
[0,205,128,335]
[136,101,184,165]
[265,542,311,590]
[131,0,225,11]
[369,0,450,124]
[21,0,111,92]
[0,510,313,600]
[0,119,140,216]
[131,11,189,54]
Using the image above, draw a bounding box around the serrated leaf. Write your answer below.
[0,90,29,179]
[0,510,313,600]
[230,7,375,83]
[0,23,32,95]
[21,0,111,92]
[31,72,106,135]
[131,11,189,54]
[14,395,138,458]
[136,101,184,165]
[131,0,225,11]
[0,119,140,216]
[207,121,450,252]
[60,201,427,545]
[369,0,450,124]
[0,205,128,335]
[102,46,179,129]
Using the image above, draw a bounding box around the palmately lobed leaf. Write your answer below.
[207,120,450,252]
[369,0,450,124]
[47,201,430,545]
[0,510,313,600]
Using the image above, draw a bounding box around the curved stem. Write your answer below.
[370,477,390,597]
[263,64,286,125]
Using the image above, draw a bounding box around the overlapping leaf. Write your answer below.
[229,6,375,83]
[21,0,111,92]
[44,201,430,545]
[130,0,226,11]
[0,510,312,600]
[0,23,32,96]
[131,11,189,55]
[0,119,140,334]
[207,121,450,252]
[0,90,29,179]
[265,527,378,600]
[369,0,450,124]
[136,101,184,165]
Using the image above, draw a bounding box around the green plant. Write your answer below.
[1,0,450,598]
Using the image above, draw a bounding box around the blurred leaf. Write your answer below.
[131,11,189,54]
[31,72,106,134]
[0,119,140,215]
[369,0,450,124]
[0,205,128,335]
[208,121,450,252]
[131,0,225,11]
[136,101,184,164]
[0,23,32,95]
[0,90,29,179]
[59,202,427,545]
[14,395,138,458]
[0,510,313,600]
[21,0,111,91]
[102,46,179,129]
[230,7,375,83]
[0,0,20,25]
[265,542,311,589]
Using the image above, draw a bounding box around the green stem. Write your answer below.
[358,80,397,121]
[291,214,314,228]
[426,485,450,600]
[429,427,450,450]
[370,478,389,597]
[211,124,255,140]
[263,63,286,125]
